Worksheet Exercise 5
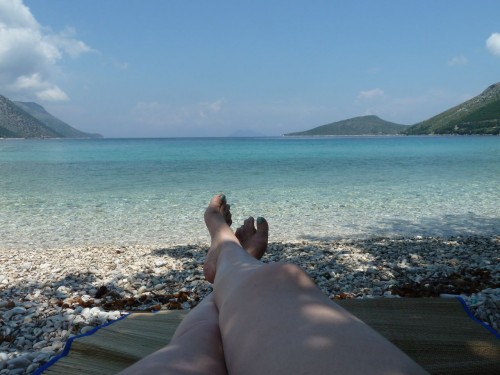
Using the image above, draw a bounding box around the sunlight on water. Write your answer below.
[0,137,499,249]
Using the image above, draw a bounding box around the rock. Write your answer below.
[72,315,85,325]
[33,352,51,363]
[155,260,166,267]
[51,340,64,351]
[81,308,91,320]
[27,363,40,373]
[32,340,48,350]
[39,348,56,356]
[8,356,31,369]
[94,285,108,298]
[154,283,165,290]
[9,368,26,375]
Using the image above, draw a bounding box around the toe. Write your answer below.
[205,194,230,231]
[223,204,232,226]
[208,193,226,209]
[244,217,256,234]
[256,216,269,234]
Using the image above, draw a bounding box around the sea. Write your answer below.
[0,136,499,250]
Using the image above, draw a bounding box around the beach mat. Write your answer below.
[338,298,500,374]
[40,298,499,375]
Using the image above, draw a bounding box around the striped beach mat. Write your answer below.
[37,298,500,375]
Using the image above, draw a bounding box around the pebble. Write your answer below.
[0,236,498,374]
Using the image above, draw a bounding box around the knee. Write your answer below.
[174,320,221,341]
[255,262,314,287]
[267,262,304,278]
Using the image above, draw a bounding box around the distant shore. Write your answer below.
[0,235,499,373]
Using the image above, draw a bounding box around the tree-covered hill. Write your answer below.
[285,115,409,136]
[405,83,500,135]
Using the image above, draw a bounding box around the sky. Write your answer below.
[1,0,500,137]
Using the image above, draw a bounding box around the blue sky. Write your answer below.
[1,0,500,137]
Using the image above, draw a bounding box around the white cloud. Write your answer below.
[199,98,226,117]
[36,86,69,101]
[447,54,468,66]
[358,88,385,100]
[46,28,92,59]
[486,33,500,56]
[0,0,37,28]
[132,98,226,129]
[0,0,91,101]
[7,72,69,101]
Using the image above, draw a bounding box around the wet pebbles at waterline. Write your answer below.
[1,236,499,374]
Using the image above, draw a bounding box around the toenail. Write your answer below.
[257,217,264,224]
[219,194,226,202]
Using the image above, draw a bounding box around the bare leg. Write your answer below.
[119,198,263,375]
[205,194,428,375]
[118,293,227,375]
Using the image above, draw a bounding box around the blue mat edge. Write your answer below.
[455,296,500,340]
[32,313,130,375]
[33,297,499,374]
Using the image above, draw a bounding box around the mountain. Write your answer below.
[405,83,500,135]
[284,115,410,136]
[0,95,101,138]
[14,101,101,138]
[0,95,59,138]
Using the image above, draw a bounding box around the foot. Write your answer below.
[204,194,239,283]
[235,216,269,260]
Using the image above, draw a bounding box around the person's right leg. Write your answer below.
[205,194,428,375]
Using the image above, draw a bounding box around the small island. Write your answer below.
[284,115,409,136]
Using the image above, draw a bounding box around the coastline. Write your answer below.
[1,235,499,373]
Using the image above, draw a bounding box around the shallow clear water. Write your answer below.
[0,136,499,249]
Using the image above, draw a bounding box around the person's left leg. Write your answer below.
[119,201,235,374]
[118,293,227,375]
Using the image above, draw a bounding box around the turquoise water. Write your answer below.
[0,136,499,249]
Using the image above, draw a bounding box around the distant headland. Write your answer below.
[285,82,500,136]
[0,95,101,139]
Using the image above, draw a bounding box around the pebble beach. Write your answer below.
[1,235,499,374]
